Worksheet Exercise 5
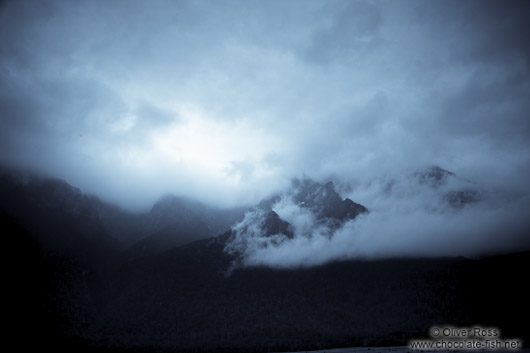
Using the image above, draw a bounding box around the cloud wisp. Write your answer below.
[224,170,530,268]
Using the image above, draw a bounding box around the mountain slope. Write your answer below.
[0,166,246,257]
[97,236,530,352]
[125,195,245,258]
[224,178,369,267]
[3,165,528,352]
[0,167,118,261]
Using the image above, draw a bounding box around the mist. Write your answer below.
[1,0,529,218]
[224,170,530,268]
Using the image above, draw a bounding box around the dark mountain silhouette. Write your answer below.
[261,210,294,238]
[5,202,530,352]
[0,167,118,261]
[1,165,528,352]
[97,241,530,352]
[126,195,245,258]
[0,167,246,259]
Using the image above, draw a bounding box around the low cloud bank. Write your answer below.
[224,169,530,268]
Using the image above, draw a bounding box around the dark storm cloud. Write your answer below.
[433,69,530,140]
[415,0,530,67]
[305,0,382,64]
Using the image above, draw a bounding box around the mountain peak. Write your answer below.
[231,178,368,245]
[415,165,455,187]
[261,211,294,238]
[289,178,367,224]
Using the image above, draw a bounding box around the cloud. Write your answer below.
[304,0,382,64]
[0,0,529,215]
[225,171,530,269]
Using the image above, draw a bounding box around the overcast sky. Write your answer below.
[1,0,529,210]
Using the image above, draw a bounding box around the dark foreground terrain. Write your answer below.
[2,168,528,352]
[4,209,529,352]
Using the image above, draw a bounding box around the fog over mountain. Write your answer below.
[3,164,530,352]
[224,168,530,268]
[1,0,530,262]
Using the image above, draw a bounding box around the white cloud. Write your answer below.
[225,172,530,268]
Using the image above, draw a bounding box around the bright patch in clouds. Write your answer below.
[85,103,286,207]
[150,106,275,182]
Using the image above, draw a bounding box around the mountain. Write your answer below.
[290,178,368,224]
[415,166,480,208]
[5,196,530,353]
[0,167,118,261]
[68,235,530,352]
[260,210,294,238]
[0,167,246,258]
[224,178,369,268]
[125,195,245,258]
[259,178,368,223]
[414,165,455,187]
[254,177,368,234]
[2,165,528,352]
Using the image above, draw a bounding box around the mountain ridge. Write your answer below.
[1,164,529,352]
[0,166,246,257]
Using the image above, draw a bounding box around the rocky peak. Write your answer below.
[261,211,294,238]
[292,178,342,210]
[415,166,455,187]
[249,178,368,240]
[290,178,367,224]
